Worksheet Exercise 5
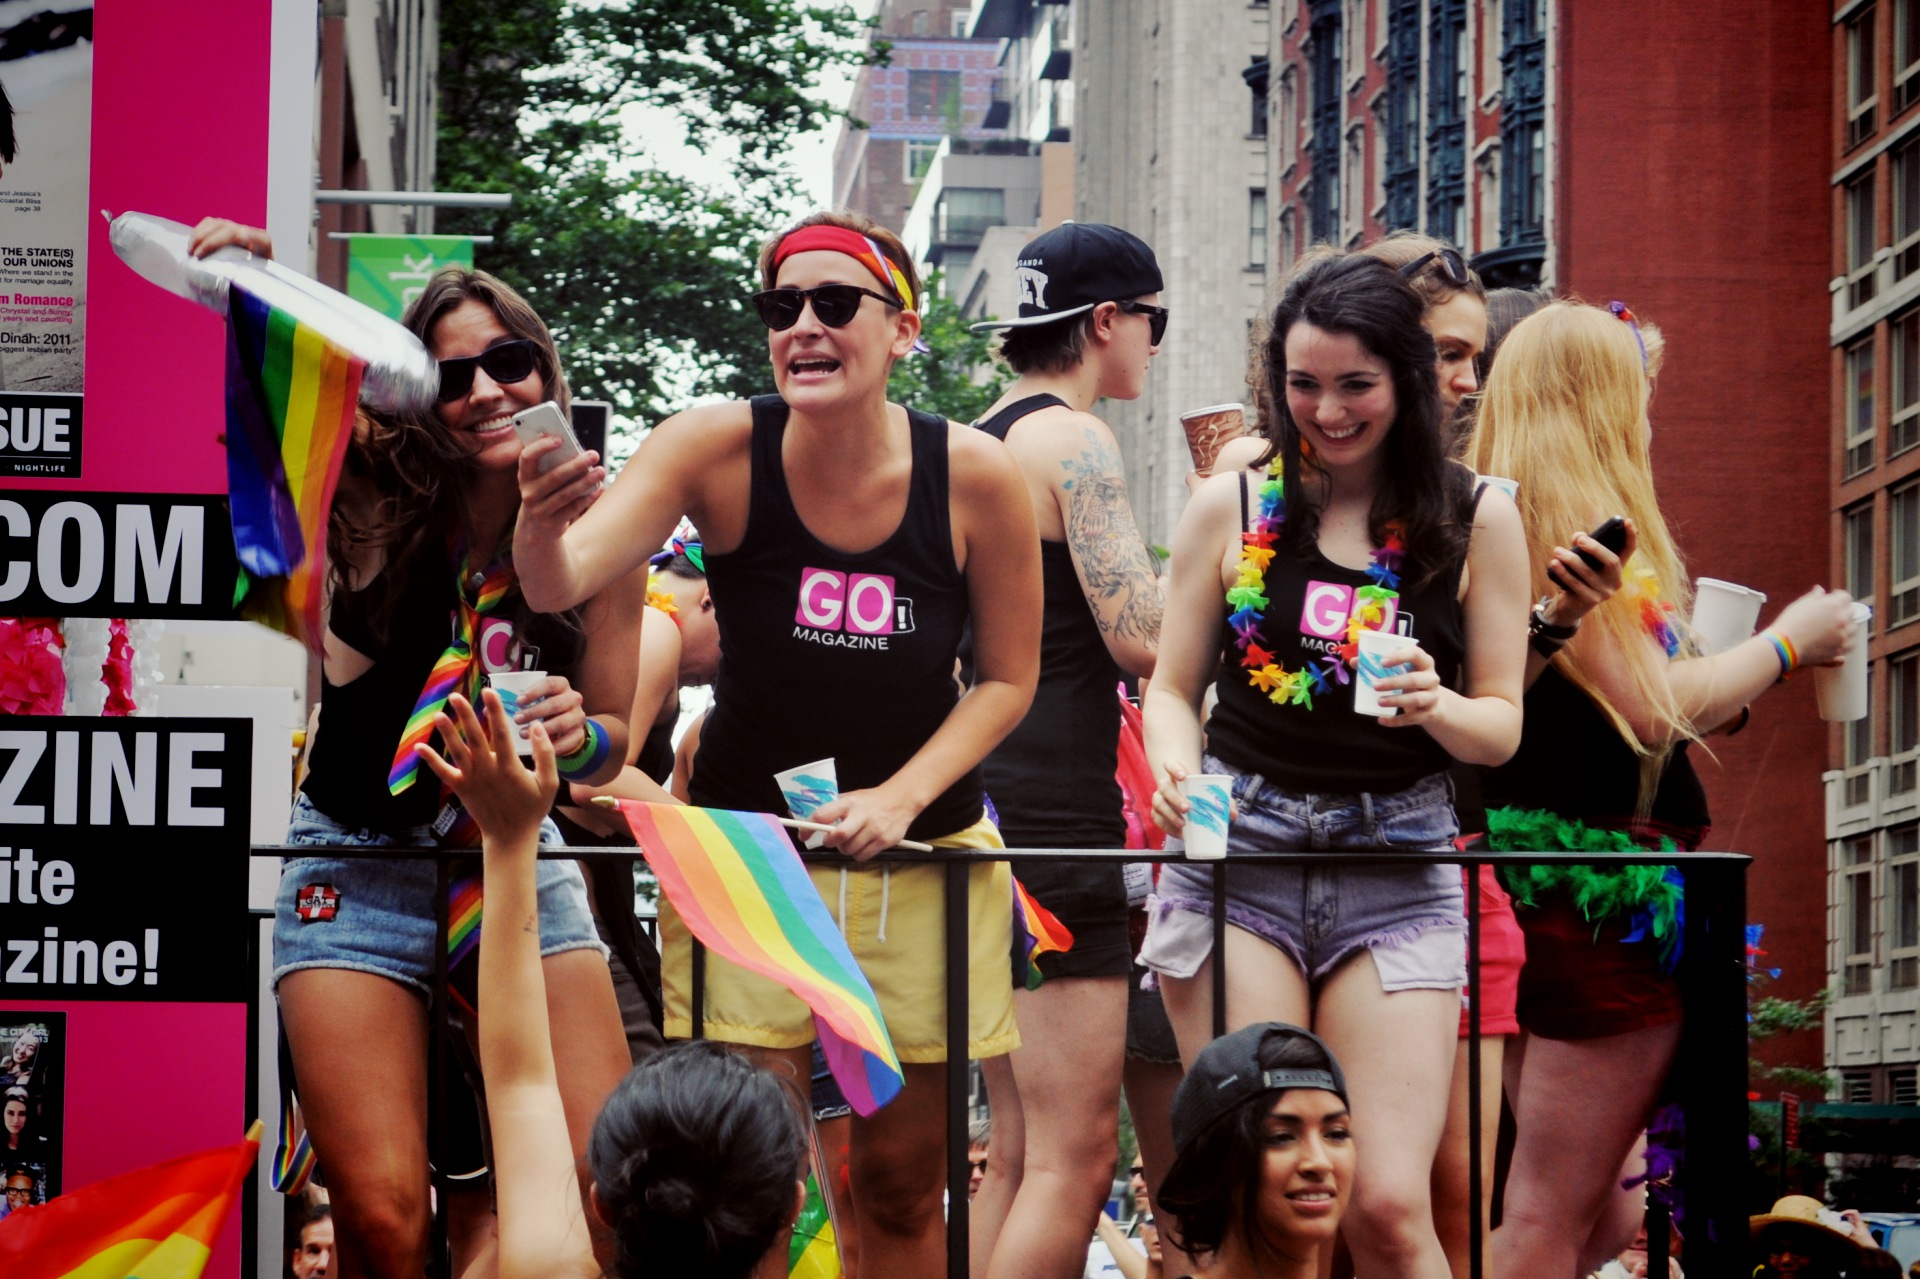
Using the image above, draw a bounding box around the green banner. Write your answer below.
[345,235,477,319]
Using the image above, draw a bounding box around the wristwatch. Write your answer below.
[1529,596,1578,657]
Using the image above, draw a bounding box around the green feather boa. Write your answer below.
[1485,807,1685,971]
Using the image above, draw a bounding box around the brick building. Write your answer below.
[1826,0,1920,1112]
[831,2,1006,235]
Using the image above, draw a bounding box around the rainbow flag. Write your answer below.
[1013,876,1074,991]
[617,802,903,1115]
[788,1170,843,1278]
[0,1126,259,1279]
[224,283,364,651]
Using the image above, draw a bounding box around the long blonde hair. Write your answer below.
[1465,300,1694,764]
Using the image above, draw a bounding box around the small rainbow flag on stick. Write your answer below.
[0,1123,260,1279]
[1013,876,1074,991]
[224,283,364,651]
[617,802,903,1116]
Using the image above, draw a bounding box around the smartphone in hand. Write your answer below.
[511,401,585,475]
[1575,515,1629,571]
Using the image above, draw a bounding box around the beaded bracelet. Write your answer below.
[1763,629,1798,680]
[557,717,612,779]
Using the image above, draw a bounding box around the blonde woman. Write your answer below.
[1464,300,1857,1276]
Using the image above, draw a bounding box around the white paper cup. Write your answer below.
[1354,629,1419,718]
[1690,577,1768,655]
[1180,403,1246,473]
[1179,775,1233,861]
[1476,475,1519,501]
[487,670,547,755]
[1816,602,1874,723]
[775,758,838,848]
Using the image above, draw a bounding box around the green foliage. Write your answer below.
[433,0,880,423]
[887,277,1011,423]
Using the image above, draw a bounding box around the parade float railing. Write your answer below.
[248,843,1748,1279]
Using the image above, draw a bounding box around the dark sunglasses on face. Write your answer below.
[1399,248,1473,290]
[1115,300,1170,345]
[753,284,904,332]
[436,338,541,402]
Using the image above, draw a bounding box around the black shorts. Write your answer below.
[1007,853,1133,981]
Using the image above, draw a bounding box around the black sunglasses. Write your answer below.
[1115,300,1170,345]
[436,338,541,403]
[753,284,903,332]
[1399,248,1473,290]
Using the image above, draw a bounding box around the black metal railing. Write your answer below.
[247,843,1750,1279]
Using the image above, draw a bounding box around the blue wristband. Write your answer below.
[556,717,612,779]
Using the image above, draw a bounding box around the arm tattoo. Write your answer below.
[1061,428,1162,646]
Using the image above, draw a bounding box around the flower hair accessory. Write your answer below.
[1608,300,1648,371]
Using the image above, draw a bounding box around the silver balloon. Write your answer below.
[108,211,439,414]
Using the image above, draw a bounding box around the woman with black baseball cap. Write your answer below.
[1155,1022,1354,1279]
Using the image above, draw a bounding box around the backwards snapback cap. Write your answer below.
[970,222,1164,332]
[1169,1022,1349,1156]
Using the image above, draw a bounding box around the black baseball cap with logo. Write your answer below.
[969,221,1164,332]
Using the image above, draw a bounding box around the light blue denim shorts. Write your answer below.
[272,792,606,1000]
[1140,762,1466,992]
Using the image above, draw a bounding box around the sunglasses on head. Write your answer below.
[753,283,904,332]
[436,338,541,403]
[1115,300,1170,345]
[1400,248,1473,290]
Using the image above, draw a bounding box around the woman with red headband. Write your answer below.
[514,210,1042,1274]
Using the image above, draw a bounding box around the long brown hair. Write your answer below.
[327,267,568,642]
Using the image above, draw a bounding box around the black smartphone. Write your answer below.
[1574,515,1629,571]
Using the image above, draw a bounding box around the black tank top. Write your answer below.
[968,394,1124,847]
[302,561,584,834]
[691,396,983,840]
[636,715,676,785]
[1481,664,1710,842]
[1205,475,1470,794]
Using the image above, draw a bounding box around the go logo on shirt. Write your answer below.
[1298,580,1411,652]
[794,567,916,647]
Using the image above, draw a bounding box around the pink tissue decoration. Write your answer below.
[0,617,66,715]
[103,618,137,716]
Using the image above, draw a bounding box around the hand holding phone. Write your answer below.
[511,401,585,475]
[1575,515,1629,572]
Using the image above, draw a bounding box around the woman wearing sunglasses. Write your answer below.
[186,219,638,1279]
[1464,301,1857,1277]
[515,210,1041,1276]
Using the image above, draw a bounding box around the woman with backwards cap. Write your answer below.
[1154,1022,1355,1279]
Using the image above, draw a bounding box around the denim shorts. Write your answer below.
[1140,762,1466,992]
[272,793,607,1000]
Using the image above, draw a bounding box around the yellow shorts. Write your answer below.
[661,813,1018,1062]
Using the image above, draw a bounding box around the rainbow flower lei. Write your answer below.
[1631,567,1682,657]
[1229,457,1406,710]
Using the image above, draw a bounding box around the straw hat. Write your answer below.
[1749,1195,1864,1258]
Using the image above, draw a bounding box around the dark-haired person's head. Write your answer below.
[1156,1023,1354,1262]
[1261,251,1462,585]
[292,1205,334,1279]
[974,222,1166,397]
[755,212,924,409]
[588,1039,808,1279]
[648,539,718,684]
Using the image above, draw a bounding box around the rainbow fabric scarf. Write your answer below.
[224,284,364,652]
[386,554,514,797]
[0,1128,259,1279]
[1012,876,1074,990]
[616,801,904,1115]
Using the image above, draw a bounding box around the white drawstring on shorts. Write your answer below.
[877,866,892,943]
[836,867,849,938]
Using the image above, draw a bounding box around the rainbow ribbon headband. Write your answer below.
[772,224,929,353]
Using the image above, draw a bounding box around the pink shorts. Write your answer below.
[1459,864,1523,1038]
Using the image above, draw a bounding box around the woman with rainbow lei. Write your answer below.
[1139,250,1530,1279]
[1464,299,1859,1277]
[511,210,1041,1276]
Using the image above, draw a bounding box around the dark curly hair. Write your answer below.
[1257,251,1470,591]
[588,1040,807,1279]
[1156,1030,1348,1259]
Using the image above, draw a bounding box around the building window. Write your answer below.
[1373,97,1390,215]
[1849,170,1879,310]
[1280,66,1300,162]
[1895,653,1920,795]
[1896,482,1920,626]
[1847,668,1876,807]
[935,187,1005,245]
[1895,1065,1920,1102]
[1346,0,1367,87]
[1345,127,1366,243]
[1498,0,1547,246]
[1282,0,1300,31]
[1384,0,1422,230]
[1853,5,1882,149]
[1848,502,1877,610]
[1250,57,1270,137]
[1250,189,1269,269]
[1898,140,1920,287]
[1891,823,1920,990]
[1842,1069,1875,1102]
[1845,834,1877,995]
[1897,310,1920,455]
[1280,205,1298,269]
[1900,0,1920,112]
[1426,0,1468,242]
[1309,5,1344,244]
[1848,338,1877,477]
[908,69,962,120]
[906,140,940,182]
